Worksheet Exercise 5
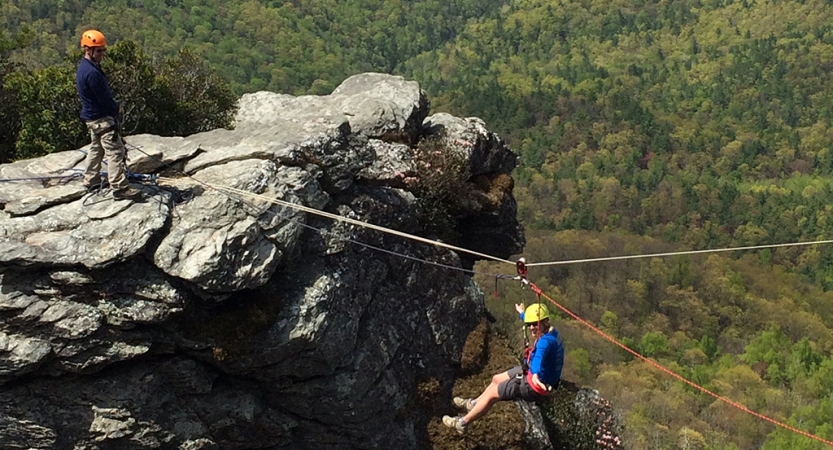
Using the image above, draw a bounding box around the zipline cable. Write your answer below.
[119,143,512,279]
[8,142,833,444]
[165,172,833,445]
[157,175,515,265]
[170,174,833,271]
[524,240,833,267]
[131,144,833,446]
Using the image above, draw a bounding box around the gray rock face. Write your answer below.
[238,72,428,145]
[0,73,524,449]
[423,112,525,260]
[152,159,299,292]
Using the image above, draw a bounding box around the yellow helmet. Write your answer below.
[81,29,107,48]
[524,304,550,323]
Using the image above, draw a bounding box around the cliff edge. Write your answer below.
[0,73,525,449]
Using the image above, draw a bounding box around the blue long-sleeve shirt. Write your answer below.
[76,57,119,122]
[528,328,564,387]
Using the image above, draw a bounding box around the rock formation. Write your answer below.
[0,73,525,449]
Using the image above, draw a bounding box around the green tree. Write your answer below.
[5,65,86,159]
[569,348,592,380]
[0,28,33,163]
[102,40,158,135]
[152,47,237,136]
[740,324,791,385]
[600,310,618,335]
[761,398,833,450]
[640,331,671,358]
[807,357,833,397]
[786,337,822,382]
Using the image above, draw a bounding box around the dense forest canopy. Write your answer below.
[5,0,833,448]
[1,0,504,93]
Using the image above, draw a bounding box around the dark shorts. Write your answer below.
[497,366,552,403]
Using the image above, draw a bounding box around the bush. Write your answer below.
[545,386,624,450]
[151,48,237,136]
[102,40,157,135]
[0,30,31,163]
[5,66,86,160]
[410,134,481,239]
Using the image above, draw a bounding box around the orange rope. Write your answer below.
[527,282,833,447]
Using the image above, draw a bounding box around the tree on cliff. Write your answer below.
[0,30,28,164]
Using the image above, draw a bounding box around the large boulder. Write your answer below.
[0,73,524,450]
[237,72,429,144]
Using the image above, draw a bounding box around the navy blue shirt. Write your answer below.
[76,57,119,122]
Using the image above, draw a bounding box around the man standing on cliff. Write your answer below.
[442,303,564,434]
[76,29,140,199]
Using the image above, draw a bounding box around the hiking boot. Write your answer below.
[112,187,142,200]
[453,397,475,412]
[442,415,466,435]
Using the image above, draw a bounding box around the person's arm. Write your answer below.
[532,333,564,389]
[515,303,525,321]
[528,347,550,391]
[88,71,120,120]
[528,340,545,373]
[528,338,551,388]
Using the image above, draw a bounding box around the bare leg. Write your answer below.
[462,370,511,424]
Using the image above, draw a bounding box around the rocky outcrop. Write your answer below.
[0,73,524,449]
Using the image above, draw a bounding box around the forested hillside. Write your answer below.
[410,0,833,286]
[1,0,503,93]
[5,0,833,448]
[477,231,833,450]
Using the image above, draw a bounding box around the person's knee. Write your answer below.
[492,370,512,385]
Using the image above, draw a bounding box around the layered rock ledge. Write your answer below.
[0,73,524,450]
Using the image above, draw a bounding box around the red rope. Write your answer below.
[527,282,833,447]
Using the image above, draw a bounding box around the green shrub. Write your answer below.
[410,134,481,240]
[5,66,86,160]
[0,30,31,163]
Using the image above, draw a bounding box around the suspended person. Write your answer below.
[76,29,140,199]
[442,303,564,434]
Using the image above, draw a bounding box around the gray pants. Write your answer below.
[82,116,128,191]
[497,366,549,403]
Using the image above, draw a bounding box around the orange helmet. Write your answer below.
[80,30,107,48]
